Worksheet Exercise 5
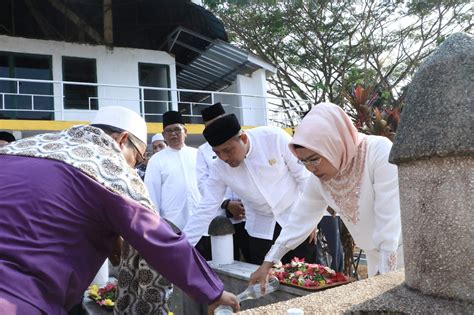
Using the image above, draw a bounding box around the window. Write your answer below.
[138,63,170,122]
[0,52,53,120]
[62,57,98,110]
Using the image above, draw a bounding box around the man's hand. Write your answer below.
[227,200,245,219]
[249,261,274,293]
[208,291,240,314]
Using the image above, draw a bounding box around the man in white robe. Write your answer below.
[196,103,251,261]
[145,111,200,230]
[184,114,317,264]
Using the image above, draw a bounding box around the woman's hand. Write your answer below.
[308,228,318,244]
[249,261,274,293]
[208,291,240,314]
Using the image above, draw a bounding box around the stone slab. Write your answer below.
[239,270,474,314]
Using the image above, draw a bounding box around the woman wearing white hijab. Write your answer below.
[251,102,403,285]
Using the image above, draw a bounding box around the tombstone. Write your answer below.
[389,32,473,302]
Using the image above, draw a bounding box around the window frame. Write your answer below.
[62,56,98,110]
[138,62,171,123]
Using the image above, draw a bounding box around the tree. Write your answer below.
[205,0,472,127]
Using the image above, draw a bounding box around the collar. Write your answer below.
[245,133,254,159]
[167,144,187,152]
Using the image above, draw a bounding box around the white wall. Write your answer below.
[236,69,268,126]
[213,69,269,126]
[213,83,243,121]
[0,35,177,122]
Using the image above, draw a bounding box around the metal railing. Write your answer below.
[0,77,312,127]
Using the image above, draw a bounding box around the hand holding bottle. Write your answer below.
[238,276,279,302]
[249,261,274,292]
[214,276,280,314]
[209,291,240,315]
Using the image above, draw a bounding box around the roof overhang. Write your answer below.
[161,27,277,92]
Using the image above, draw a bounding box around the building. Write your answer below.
[0,0,277,145]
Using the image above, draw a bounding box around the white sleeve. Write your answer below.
[144,157,162,215]
[183,164,227,246]
[196,147,209,195]
[370,138,402,274]
[279,129,310,192]
[265,176,328,263]
[223,188,235,201]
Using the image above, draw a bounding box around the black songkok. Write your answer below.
[162,111,184,128]
[201,102,225,123]
[203,114,241,147]
[0,131,15,143]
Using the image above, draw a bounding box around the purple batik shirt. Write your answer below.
[0,155,223,314]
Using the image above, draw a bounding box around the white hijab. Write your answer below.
[289,102,368,224]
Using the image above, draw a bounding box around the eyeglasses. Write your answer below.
[297,156,322,167]
[163,127,183,135]
[128,138,146,167]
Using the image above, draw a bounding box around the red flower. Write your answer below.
[104,283,116,291]
[293,257,305,263]
[273,257,348,289]
[332,272,348,282]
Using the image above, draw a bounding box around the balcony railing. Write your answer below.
[0,77,311,127]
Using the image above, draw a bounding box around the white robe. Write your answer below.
[183,126,309,246]
[265,135,403,275]
[145,145,201,230]
[196,142,244,225]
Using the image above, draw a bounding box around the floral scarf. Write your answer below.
[0,125,171,314]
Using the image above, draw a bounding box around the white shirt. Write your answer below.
[196,142,244,224]
[145,145,201,229]
[265,135,402,275]
[183,126,310,246]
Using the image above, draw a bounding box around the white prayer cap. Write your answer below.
[91,106,148,145]
[151,133,164,143]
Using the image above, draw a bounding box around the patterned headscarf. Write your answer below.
[0,125,171,314]
[289,103,368,224]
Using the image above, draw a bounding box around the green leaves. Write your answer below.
[204,0,472,127]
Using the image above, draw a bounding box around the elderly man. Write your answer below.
[184,114,317,265]
[145,111,201,230]
[151,133,167,154]
[0,106,238,314]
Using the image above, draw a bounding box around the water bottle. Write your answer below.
[214,305,233,315]
[214,276,280,314]
[236,276,280,302]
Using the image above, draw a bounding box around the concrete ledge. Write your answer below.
[239,270,474,314]
[169,261,318,314]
